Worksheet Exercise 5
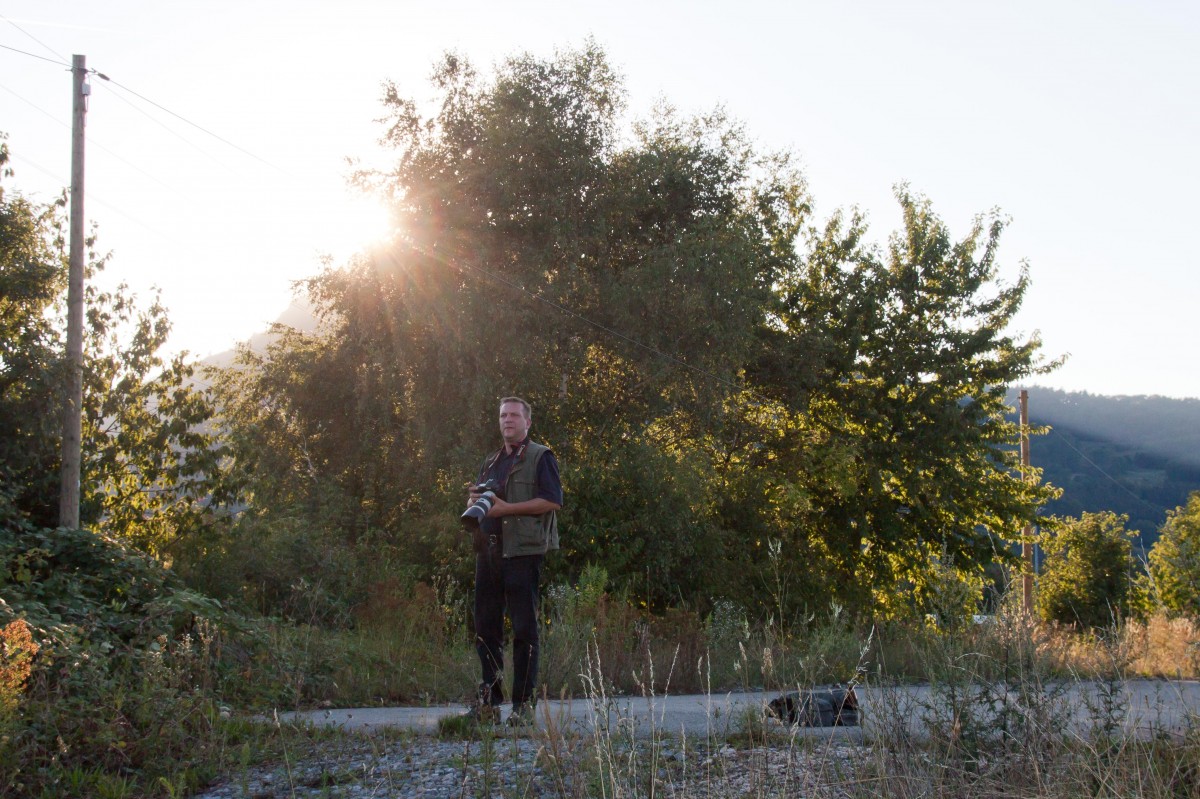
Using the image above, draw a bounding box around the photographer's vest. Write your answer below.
[482,440,559,558]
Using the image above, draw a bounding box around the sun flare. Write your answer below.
[324,194,395,260]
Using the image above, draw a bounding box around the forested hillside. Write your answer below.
[1012,387,1200,552]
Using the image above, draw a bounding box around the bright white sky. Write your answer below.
[3,1,1198,398]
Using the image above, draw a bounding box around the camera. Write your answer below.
[461,479,501,529]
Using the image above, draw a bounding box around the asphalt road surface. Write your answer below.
[279,679,1200,741]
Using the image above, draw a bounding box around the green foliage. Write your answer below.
[206,44,1055,622]
[0,142,228,554]
[0,517,416,795]
[1036,512,1140,628]
[767,192,1060,612]
[0,137,66,532]
[81,279,227,555]
[0,523,220,648]
[874,554,988,629]
[562,438,722,609]
[1148,491,1200,616]
[0,522,219,794]
[0,142,292,797]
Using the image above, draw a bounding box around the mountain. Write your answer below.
[1010,387,1200,554]
[199,299,321,370]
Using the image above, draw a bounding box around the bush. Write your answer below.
[1149,491,1200,617]
[0,619,37,727]
[0,522,329,796]
[1036,512,1141,629]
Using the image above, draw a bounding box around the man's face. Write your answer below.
[499,402,531,445]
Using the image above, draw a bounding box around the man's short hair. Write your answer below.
[499,396,532,419]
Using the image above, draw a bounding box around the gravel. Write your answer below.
[192,731,862,798]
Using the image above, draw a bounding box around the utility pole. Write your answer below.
[1020,389,1034,614]
[59,54,88,529]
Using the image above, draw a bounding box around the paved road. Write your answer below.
[280,679,1200,741]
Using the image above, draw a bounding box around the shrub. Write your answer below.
[0,619,37,726]
[0,523,309,795]
[1036,512,1141,629]
[1149,491,1200,617]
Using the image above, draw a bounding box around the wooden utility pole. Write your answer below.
[1020,389,1034,614]
[59,54,88,529]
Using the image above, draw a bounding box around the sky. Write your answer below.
[3,1,1198,399]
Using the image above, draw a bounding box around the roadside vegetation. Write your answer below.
[3,541,1199,797]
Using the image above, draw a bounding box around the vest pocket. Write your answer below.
[503,515,546,554]
[515,515,544,545]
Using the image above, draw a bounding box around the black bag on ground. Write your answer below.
[766,686,859,727]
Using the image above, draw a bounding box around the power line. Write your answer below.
[19,55,235,177]
[5,150,67,187]
[3,31,282,174]
[1,53,274,226]
[0,79,69,127]
[0,41,69,67]
[1,80,180,199]
[1041,425,1166,518]
[91,80,240,177]
[1,13,69,63]
[6,151,167,239]
[102,77,284,173]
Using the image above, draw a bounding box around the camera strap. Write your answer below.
[482,442,527,492]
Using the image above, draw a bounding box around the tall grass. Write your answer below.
[328,570,1200,708]
[420,594,1200,799]
[6,560,1200,797]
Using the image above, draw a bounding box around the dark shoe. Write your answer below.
[506,702,535,729]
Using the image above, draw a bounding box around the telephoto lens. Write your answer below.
[461,479,500,528]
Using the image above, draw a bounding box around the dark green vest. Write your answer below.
[486,440,559,558]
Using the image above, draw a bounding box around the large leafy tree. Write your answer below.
[760,192,1059,614]
[215,44,808,609]
[213,45,1056,617]
[0,138,65,530]
[1148,491,1200,617]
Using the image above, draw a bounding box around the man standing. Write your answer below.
[466,396,562,727]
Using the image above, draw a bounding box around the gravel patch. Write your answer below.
[193,732,862,798]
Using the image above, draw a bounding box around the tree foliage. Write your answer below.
[207,44,1057,620]
[766,196,1059,613]
[0,139,255,796]
[0,137,65,532]
[1148,491,1200,617]
[1036,512,1139,628]
[0,137,225,554]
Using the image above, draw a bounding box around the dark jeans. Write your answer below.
[474,546,543,707]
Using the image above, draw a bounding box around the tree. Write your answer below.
[1148,491,1200,617]
[1036,512,1139,628]
[763,190,1059,614]
[0,137,224,553]
[0,136,66,530]
[214,43,810,610]
[80,278,227,554]
[211,45,1058,618]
